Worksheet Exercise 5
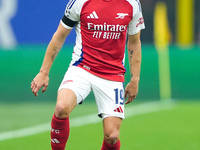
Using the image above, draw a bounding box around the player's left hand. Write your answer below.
[124,80,139,104]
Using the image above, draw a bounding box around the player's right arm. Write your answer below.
[31,23,72,97]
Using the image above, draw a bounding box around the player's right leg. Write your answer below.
[50,66,92,150]
[51,89,77,150]
[55,88,77,118]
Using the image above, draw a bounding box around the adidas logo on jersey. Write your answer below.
[114,106,123,113]
[87,11,99,19]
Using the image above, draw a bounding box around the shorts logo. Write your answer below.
[114,106,123,113]
[62,80,73,85]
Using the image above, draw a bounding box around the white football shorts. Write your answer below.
[58,66,125,119]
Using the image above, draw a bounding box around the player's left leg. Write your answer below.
[88,71,124,150]
[101,117,122,150]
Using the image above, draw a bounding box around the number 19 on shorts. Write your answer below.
[114,88,124,105]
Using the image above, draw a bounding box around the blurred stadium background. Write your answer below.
[0,0,200,149]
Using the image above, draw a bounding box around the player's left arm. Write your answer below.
[125,31,142,104]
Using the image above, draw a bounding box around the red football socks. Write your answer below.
[51,115,70,150]
[101,139,121,150]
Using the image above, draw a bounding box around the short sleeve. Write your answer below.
[128,1,145,35]
[61,0,85,29]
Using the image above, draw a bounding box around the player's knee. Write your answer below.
[104,131,119,145]
[54,102,71,118]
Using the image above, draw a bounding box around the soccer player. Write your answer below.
[31,0,145,149]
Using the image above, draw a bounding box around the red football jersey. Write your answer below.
[61,0,145,82]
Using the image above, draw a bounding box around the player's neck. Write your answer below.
[103,0,113,2]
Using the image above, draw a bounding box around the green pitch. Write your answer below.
[0,100,200,150]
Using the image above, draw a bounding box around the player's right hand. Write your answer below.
[31,72,49,97]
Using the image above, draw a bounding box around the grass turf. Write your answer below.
[0,100,200,150]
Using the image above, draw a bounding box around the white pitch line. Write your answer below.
[0,101,175,142]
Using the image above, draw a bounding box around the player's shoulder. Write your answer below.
[125,0,141,8]
[66,0,89,6]
[125,0,142,13]
[66,0,89,9]
[125,0,141,3]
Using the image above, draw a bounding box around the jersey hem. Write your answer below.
[77,65,125,82]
